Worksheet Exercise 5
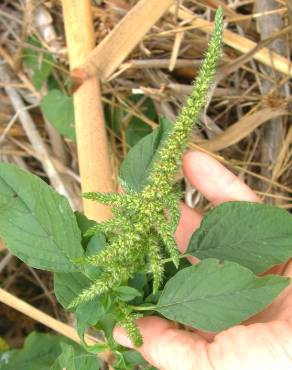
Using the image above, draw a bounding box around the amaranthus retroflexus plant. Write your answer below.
[69,8,224,346]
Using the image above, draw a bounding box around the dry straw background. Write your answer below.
[0,0,291,362]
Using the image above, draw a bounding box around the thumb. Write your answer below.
[113,316,210,370]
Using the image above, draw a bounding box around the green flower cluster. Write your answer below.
[69,8,224,347]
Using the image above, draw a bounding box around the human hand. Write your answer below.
[114,151,292,370]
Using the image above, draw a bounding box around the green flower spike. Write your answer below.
[70,7,224,346]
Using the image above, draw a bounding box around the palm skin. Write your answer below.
[114,151,292,370]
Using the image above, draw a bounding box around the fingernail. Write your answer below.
[113,327,134,348]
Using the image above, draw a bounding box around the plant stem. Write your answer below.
[161,253,190,264]
[130,305,157,312]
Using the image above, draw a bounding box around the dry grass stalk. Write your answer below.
[71,0,174,83]
[198,107,288,152]
[0,288,113,364]
[255,0,288,201]
[171,4,292,78]
[61,0,113,222]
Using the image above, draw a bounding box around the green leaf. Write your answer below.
[187,202,292,274]
[75,296,106,345]
[95,314,116,344]
[86,232,107,255]
[125,96,155,147]
[51,343,99,370]
[126,119,152,147]
[104,95,156,147]
[83,232,107,280]
[75,212,96,235]
[40,90,76,141]
[120,117,172,191]
[155,259,289,332]
[128,272,148,293]
[24,36,54,91]
[54,272,91,310]
[0,332,65,370]
[0,163,83,272]
[114,286,141,302]
[75,212,97,249]
[123,350,147,366]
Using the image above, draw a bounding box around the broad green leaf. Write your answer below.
[51,343,99,370]
[40,90,76,141]
[0,163,83,272]
[155,259,289,332]
[120,117,172,191]
[54,272,91,310]
[187,202,292,274]
[24,36,54,91]
[114,286,141,302]
[0,332,65,370]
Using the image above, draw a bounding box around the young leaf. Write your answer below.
[95,314,117,344]
[51,342,99,370]
[120,117,172,191]
[104,95,156,148]
[122,350,148,367]
[0,332,65,370]
[40,90,76,141]
[0,163,83,272]
[75,296,105,344]
[125,96,156,147]
[54,272,92,310]
[114,286,142,302]
[75,212,97,235]
[24,36,54,91]
[187,202,292,274]
[126,119,152,147]
[155,259,289,332]
[83,231,107,280]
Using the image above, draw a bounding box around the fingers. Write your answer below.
[175,203,202,255]
[175,151,259,253]
[183,151,260,205]
[114,317,209,370]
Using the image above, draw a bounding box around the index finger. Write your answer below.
[182,151,260,205]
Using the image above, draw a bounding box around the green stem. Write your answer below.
[130,305,157,311]
[161,253,190,264]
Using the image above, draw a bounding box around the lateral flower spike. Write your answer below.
[70,8,224,346]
